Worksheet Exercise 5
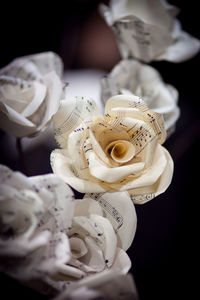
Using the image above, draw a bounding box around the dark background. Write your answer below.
[0,1,199,299]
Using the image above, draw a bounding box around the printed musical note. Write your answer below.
[89,193,123,231]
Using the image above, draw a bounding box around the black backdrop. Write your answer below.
[0,1,199,299]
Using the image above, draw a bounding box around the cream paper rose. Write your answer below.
[51,94,173,204]
[101,59,180,137]
[0,164,74,292]
[0,165,136,294]
[0,52,64,137]
[100,0,200,63]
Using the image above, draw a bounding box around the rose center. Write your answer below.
[106,140,136,163]
[69,236,88,259]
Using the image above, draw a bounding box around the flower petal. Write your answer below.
[157,20,200,62]
[88,192,137,251]
[119,144,167,191]
[69,215,117,268]
[86,149,145,183]
[53,96,101,148]
[81,236,105,272]
[34,71,62,132]
[0,101,36,137]
[111,247,131,274]
[74,198,103,218]
[21,81,47,117]
[29,173,75,233]
[51,149,105,193]
[69,237,88,259]
[105,94,166,144]
[130,147,173,204]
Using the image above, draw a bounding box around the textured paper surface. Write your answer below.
[100,0,200,62]
[101,59,180,137]
[0,165,74,283]
[54,271,139,300]
[0,165,136,294]
[0,52,63,137]
[51,94,173,204]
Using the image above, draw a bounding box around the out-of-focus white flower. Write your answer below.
[0,165,136,295]
[101,59,180,137]
[51,94,173,204]
[54,270,139,300]
[100,0,200,63]
[0,52,64,137]
[0,164,74,289]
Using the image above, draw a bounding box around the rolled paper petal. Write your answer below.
[74,198,104,218]
[53,96,101,148]
[0,101,37,137]
[86,149,145,183]
[106,139,136,163]
[69,214,117,268]
[105,94,166,144]
[21,81,47,117]
[130,148,174,204]
[51,149,106,193]
[69,237,88,259]
[81,236,105,272]
[110,247,131,274]
[57,264,86,279]
[85,192,137,251]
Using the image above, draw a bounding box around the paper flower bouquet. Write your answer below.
[0,1,199,299]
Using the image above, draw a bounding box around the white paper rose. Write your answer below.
[100,0,200,63]
[0,164,74,289]
[51,94,173,204]
[0,165,136,295]
[0,52,64,137]
[56,192,136,282]
[101,59,180,137]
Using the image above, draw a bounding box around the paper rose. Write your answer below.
[101,59,180,137]
[0,164,74,292]
[51,94,173,204]
[100,0,200,63]
[0,165,136,295]
[0,52,64,137]
[59,191,136,282]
